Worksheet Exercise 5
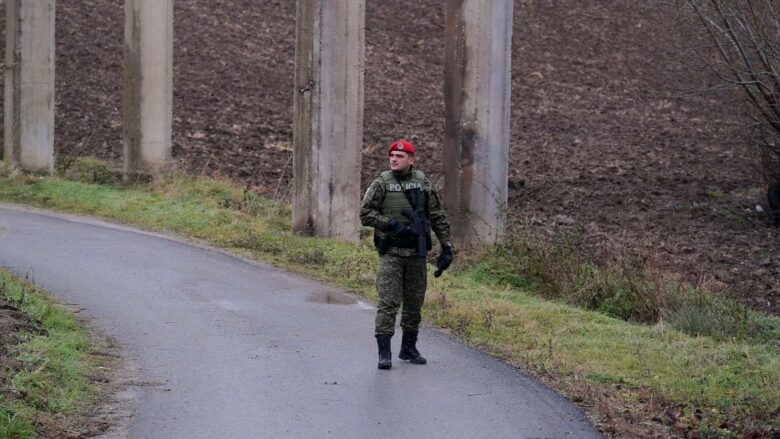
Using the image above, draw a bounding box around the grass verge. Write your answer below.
[0,269,101,439]
[0,163,778,437]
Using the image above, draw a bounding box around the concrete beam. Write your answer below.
[123,0,173,177]
[444,0,513,246]
[4,0,56,173]
[293,0,364,241]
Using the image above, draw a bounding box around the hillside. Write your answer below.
[1,0,777,314]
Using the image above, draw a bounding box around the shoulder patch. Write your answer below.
[362,180,382,204]
[362,185,376,203]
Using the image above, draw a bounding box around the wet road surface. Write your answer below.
[0,205,604,438]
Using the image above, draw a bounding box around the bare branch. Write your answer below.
[684,0,780,180]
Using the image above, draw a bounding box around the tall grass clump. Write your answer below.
[475,224,780,346]
[666,289,780,345]
[56,156,122,185]
[0,161,20,179]
[475,226,671,322]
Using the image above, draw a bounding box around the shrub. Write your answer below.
[57,157,121,185]
[475,224,780,344]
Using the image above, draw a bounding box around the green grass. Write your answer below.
[1,164,778,437]
[427,277,779,423]
[0,270,98,439]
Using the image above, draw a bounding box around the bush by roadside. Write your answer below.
[474,225,780,346]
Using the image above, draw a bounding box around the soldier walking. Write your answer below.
[360,140,454,369]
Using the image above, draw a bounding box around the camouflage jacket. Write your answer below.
[360,168,451,256]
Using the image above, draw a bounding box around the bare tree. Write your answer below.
[685,0,780,183]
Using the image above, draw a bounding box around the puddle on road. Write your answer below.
[306,290,357,305]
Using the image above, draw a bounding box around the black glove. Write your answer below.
[434,244,454,277]
[387,219,413,237]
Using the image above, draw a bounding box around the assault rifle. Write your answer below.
[398,187,432,258]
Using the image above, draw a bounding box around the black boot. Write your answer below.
[376,335,392,369]
[399,330,427,364]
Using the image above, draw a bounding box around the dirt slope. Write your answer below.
[0,0,776,313]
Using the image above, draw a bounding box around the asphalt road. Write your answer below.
[0,205,604,439]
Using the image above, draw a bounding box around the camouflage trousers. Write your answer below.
[375,253,428,336]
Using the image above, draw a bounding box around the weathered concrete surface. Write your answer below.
[0,204,604,439]
[444,0,512,246]
[123,0,173,177]
[293,0,364,241]
[3,0,56,173]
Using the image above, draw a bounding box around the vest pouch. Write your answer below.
[374,233,392,255]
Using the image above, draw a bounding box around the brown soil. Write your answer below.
[1,2,779,436]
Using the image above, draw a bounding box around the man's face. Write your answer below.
[389,151,415,172]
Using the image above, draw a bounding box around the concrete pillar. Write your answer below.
[4,0,56,173]
[293,0,364,241]
[123,0,173,177]
[444,0,513,246]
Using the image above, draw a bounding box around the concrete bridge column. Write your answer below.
[4,0,56,173]
[293,0,364,241]
[123,0,173,177]
[444,0,513,247]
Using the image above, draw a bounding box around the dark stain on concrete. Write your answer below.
[460,126,476,214]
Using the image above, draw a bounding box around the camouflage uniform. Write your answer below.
[360,167,451,336]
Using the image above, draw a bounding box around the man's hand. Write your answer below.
[434,244,454,277]
[387,219,413,237]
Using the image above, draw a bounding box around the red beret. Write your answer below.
[388,140,416,156]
